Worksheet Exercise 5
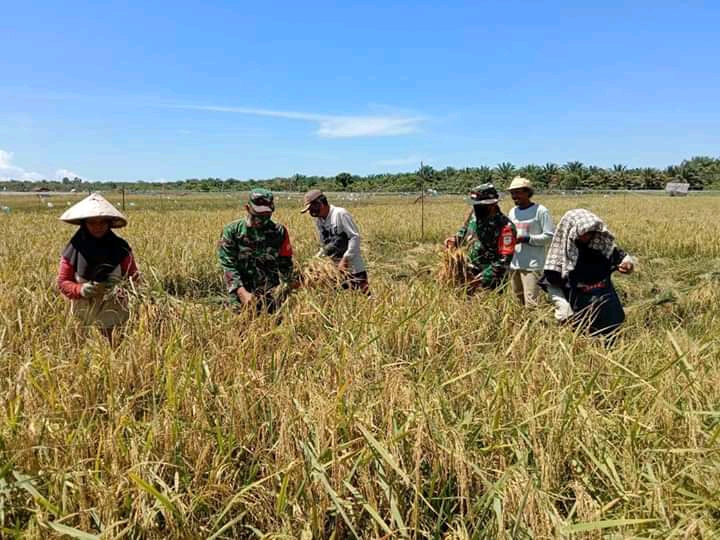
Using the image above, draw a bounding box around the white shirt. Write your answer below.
[315,205,366,274]
[508,203,554,271]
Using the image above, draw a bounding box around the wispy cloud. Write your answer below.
[55,168,82,180]
[375,155,427,167]
[0,149,44,181]
[166,104,424,138]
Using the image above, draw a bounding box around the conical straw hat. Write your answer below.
[59,192,128,228]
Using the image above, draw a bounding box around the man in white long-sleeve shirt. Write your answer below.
[507,177,554,305]
[301,190,369,293]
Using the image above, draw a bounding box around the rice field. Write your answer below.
[1,192,719,539]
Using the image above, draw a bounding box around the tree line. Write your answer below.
[2,156,719,193]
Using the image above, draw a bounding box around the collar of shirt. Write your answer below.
[318,205,336,224]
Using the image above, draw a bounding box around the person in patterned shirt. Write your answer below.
[444,183,517,291]
[217,188,295,312]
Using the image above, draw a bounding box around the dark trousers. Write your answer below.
[569,279,625,336]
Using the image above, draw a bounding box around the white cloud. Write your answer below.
[0,149,44,181]
[316,116,420,138]
[166,104,423,138]
[55,168,82,180]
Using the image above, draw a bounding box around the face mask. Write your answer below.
[474,205,491,220]
[249,214,272,227]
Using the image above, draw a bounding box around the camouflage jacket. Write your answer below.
[217,218,294,294]
[456,212,517,287]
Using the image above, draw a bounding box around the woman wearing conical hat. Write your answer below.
[56,192,139,342]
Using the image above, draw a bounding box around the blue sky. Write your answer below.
[1,0,719,181]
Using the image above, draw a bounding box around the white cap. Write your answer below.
[59,192,128,228]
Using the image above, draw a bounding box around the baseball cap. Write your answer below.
[300,189,325,213]
[247,188,274,214]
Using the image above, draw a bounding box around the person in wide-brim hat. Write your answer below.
[56,193,139,343]
[506,176,555,306]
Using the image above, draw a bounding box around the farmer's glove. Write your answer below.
[554,299,574,323]
[516,235,530,244]
[546,285,573,323]
[80,282,104,298]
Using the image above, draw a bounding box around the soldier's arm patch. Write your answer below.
[279,228,293,257]
[497,225,516,256]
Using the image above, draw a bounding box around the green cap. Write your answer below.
[467,183,500,205]
[247,188,275,214]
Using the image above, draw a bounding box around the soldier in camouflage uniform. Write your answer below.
[445,183,517,290]
[217,188,295,312]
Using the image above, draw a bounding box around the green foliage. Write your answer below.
[2,156,720,194]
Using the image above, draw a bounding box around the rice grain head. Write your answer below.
[437,247,471,287]
[300,258,346,289]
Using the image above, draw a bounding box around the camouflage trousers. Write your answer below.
[227,285,290,314]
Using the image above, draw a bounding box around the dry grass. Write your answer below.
[0,192,719,538]
[437,247,471,288]
[300,258,346,290]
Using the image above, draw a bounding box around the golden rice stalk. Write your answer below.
[300,258,346,289]
[437,247,472,287]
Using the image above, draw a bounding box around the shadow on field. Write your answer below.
[159,272,225,302]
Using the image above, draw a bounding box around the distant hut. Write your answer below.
[665,182,689,197]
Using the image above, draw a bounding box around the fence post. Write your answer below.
[420,161,425,241]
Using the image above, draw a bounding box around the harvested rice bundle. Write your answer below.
[437,247,472,287]
[300,258,346,289]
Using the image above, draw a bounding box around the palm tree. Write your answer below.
[610,164,628,189]
[517,164,542,186]
[459,166,493,190]
[641,168,661,190]
[541,163,560,188]
[586,165,607,189]
[676,163,702,190]
[562,161,586,176]
[561,161,588,189]
[493,162,516,188]
[477,166,493,183]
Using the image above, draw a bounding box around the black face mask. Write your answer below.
[62,226,130,282]
[474,205,492,221]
